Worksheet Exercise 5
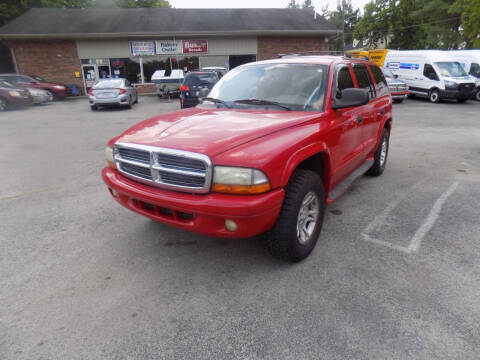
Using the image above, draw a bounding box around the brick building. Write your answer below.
[0,8,338,95]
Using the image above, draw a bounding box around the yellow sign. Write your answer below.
[74,71,80,78]
[368,50,388,66]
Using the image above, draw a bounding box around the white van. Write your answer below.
[384,50,476,103]
[449,50,480,101]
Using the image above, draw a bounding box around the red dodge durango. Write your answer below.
[102,55,393,262]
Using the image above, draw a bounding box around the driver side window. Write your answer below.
[335,66,354,98]
[423,64,439,81]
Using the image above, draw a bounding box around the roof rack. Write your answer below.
[277,51,350,58]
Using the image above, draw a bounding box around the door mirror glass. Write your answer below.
[331,88,370,109]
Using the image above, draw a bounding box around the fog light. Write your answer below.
[111,189,118,198]
[225,219,237,232]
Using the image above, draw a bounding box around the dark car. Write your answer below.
[0,80,34,111]
[179,71,219,108]
[0,74,73,99]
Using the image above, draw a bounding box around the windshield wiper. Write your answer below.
[234,98,292,111]
[202,97,232,108]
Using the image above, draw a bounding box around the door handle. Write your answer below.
[379,108,384,115]
[357,116,363,124]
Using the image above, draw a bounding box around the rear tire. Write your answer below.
[90,105,97,111]
[266,169,325,262]
[429,89,440,103]
[367,128,389,176]
[393,98,404,104]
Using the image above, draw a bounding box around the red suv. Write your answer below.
[0,74,73,99]
[102,56,392,262]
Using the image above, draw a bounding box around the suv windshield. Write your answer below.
[434,62,467,77]
[184,73,217,87]
[208,63,328,111]
[94,80,123,89]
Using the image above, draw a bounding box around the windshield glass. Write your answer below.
[434,62,467,77]
[207,63,328,111]
[94,80,123,89]
[381,67,395,79]
[0,80,15,88]
[184,73,217,87]
[31,75,45,82]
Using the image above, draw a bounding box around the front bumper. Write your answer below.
[6,95,33,107]
[102,167,285,238]
[31,94,51,104]
[441,88,475,100]
[391,90,409,99]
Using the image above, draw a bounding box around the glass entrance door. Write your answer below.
[82,65,97,93]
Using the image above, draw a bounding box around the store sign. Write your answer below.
[156,40,182,55]
[183,40,208,54]
[130,41,156,56]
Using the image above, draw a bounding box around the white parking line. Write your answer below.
[407,181,459,252]
[360,181,459,254]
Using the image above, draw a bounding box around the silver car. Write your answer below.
[88,78,137,110]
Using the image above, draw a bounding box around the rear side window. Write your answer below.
[353,64,376,99]
[369,65,389,97]
[423,64,439,81]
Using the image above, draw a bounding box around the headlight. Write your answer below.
[444,80,458,88]
[212,166,271,194]
[8,91,21,97]
[53,85,65,90]
[105,146,116,169]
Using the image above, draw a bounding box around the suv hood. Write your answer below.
[117,107,321,156]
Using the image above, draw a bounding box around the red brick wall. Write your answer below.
[7,40,84,95]
[257,36,330,61]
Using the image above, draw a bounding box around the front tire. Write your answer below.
[90,105,97,111]
[393,98,404,104]
[0,97,7,111]
[266,169,326,262]
[429,89,440,103]
[475,88,480,101]
[367,128,389,176]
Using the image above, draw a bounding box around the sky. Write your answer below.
[169,0,371,13]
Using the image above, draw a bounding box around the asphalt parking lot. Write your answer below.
[1,96,480,359]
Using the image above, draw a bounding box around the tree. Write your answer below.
[450,0,480,47]
[329,0,361,51]
[287,0,300,8]
[302,0,313,9]
[413,0,463,49]
[0,0,171,27]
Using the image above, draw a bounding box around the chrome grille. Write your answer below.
[114,143,212,193]
[119,162,152,180]
[118,148,150,164]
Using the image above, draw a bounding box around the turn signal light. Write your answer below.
[212,183,271,195]
[179,84,190,92]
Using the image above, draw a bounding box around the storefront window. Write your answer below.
[110,58,141,83]
[142,56,199,83]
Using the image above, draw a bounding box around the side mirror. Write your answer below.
[394,74,399,79]
[198,87,210,100]
[331,88,370,110]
